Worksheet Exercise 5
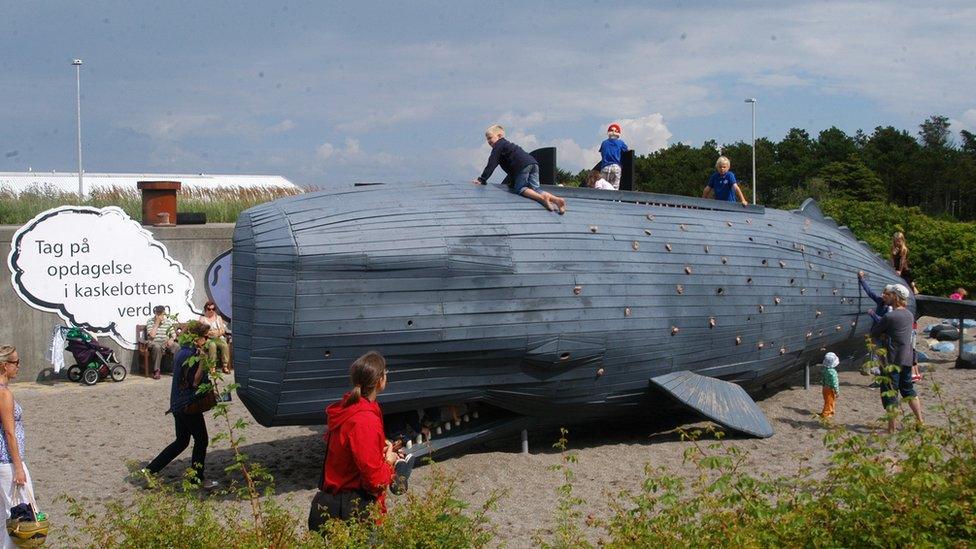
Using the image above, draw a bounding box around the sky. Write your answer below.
[3,1,976,188]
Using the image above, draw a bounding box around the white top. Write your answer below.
[593,178,615,190]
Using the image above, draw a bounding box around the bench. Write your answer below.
[136,323,181,377]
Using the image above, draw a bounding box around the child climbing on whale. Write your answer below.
[474,125,567,214]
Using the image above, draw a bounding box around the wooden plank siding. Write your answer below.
[232,182,905,427]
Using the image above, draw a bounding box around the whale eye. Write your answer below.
[560,352,571,361]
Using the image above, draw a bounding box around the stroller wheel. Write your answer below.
[110,364,127,382]
[82,368,99,386]
[66,365,83,383]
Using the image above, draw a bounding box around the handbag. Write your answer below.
[182,389,217,415]
[6,483,47,547]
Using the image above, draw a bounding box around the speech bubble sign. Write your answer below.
[7,206,198,349]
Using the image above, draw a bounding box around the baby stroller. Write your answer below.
[57,326,127,386]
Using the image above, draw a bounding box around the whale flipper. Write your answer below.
[914,294,976,320]
[650,371,774,438]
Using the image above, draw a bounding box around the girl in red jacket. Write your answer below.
[310,351,402,527]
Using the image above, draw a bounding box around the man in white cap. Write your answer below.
[868,283,923,433]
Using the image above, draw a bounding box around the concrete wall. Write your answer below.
[0,223,234,382]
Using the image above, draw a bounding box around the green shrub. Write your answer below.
[315,467,498,548]
[820,199,976,295]
[598,379,976,547]
[0,186,302,225]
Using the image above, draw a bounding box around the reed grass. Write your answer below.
[0,185,304,225]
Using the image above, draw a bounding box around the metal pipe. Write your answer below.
[73,59,84,199]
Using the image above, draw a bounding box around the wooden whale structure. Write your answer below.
[230,180,971,455]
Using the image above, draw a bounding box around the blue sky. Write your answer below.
[3,1,975,187]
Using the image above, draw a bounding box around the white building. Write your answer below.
[0,172,301,196]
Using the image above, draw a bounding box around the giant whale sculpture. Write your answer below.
[230,181,964,449]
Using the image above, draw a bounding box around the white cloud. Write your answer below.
[317,138,398,166]
[268,119,296,133]
[616,114,672,155]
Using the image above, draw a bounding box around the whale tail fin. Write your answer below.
[650,371,774,438]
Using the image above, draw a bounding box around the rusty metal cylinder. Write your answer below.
[137,180,181,226]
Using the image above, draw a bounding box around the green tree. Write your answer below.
[861,125,921,203]
[815,127,859,164]
[817,155,886,202]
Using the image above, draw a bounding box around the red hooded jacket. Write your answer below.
[322,394,394,513]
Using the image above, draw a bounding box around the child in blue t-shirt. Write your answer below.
[702,156,748,206]
[598,124,628,190]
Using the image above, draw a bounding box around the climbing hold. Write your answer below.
[721,256,728,264]
[806,332,813,339]
[832,289,838,295]
[709,317,716,328]
[646,214,655,221]
[758,341,765,350]
[644,229,652,236]
[762,259,768,265]
[746,277,753,284]
[850,320,856,327]
[774,297,781,305]
[816,310,822,317]
[727,221,733,227]
[779,347,786,355]
[435,426,442,435]
[716,287,725,295]
[596,368,605,377]
[671,326,680,336]
[665,243,672,252]
[573,286,582,295]
[704,244,710,253]
[735,336,742,345]
[445,422,452,431]
[589,225,598,233]
[809,262,815,269]
[676,284,684,294]
[680,224,687,231]
[324,350,332,358]
[684,266,692,274]
[632,240,640,251]
[779,260,786,268]
[624,307,632,317]
[746,218,752,224]
[800,288,806,295]
[406,439,413,449]
[463,414,470,423]
[836,325,842,331]
[758,304,765,313]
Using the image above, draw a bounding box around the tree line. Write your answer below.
[560,115,976,221]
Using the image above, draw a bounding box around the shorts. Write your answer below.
[513,164,542,196]
[601,164,622,190]
[880,363,917,409]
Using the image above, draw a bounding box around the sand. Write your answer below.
[16,316,976,547]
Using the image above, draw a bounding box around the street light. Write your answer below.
[744,98,757,205]
[72,58,84,199]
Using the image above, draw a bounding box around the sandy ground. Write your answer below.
[16,316,976,547]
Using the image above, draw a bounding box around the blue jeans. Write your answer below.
[512,164,541,196]
[881,363,916,409]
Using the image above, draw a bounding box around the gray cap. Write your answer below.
[890,284,910,301]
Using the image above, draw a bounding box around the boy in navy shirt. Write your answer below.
[702,156,748,206]
[474,125,566,214]
[598,123,628,190]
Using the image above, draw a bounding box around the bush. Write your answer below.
[819,199,976,295]
[0,186,302,225]
[598,381,976,546]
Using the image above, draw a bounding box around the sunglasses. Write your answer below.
[5,360,19,366]
[205,306,216,311]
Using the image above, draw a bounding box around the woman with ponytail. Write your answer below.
[309,351,406,529]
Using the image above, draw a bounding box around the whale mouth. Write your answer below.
[383,403,528,460]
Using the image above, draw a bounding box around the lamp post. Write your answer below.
[72,58,84,199]
[744,98,757,205]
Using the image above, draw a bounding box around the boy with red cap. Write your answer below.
[599,123,629,190]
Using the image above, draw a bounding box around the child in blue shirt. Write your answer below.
[598,124,628,190]
[474,125,566,214]
[702,156,748,206]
